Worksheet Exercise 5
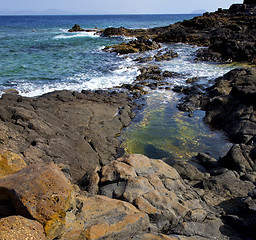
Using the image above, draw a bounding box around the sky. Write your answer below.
[0,0,243,15]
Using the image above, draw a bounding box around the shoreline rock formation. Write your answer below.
[0,67,256,239]
[1,2,256,239]
[101,2,256,63]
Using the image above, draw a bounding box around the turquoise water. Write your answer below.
[0,14,235,160]
[0,14,198,96]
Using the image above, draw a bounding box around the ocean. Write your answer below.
[0,14,235,160]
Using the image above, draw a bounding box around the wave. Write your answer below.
[9,60,139,97]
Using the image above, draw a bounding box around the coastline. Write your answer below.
[1,2,256,239]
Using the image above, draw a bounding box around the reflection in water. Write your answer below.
[144,144,170,159]
[120,91,232,161]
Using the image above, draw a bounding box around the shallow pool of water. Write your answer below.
[120,90,232,161]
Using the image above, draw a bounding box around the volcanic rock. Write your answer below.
[61,195,149,239]
[85,154,234,238]
[104,39,161,54]
[102,3,256,63]
[0,90,135,182]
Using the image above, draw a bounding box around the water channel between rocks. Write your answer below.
[119,43,240,162]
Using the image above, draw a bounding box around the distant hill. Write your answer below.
[191,9,207,14]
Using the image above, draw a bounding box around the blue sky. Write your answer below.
[0,0,243,14]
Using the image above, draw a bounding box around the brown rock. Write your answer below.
[0,149,27,178]
[101,160,137,183]
[99,155,214,234]
[104,39,161,54]
[61,195,149,239]
[0,162,74,239]
[0,215,46,240]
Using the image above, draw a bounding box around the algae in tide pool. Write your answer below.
[120,91,231,161]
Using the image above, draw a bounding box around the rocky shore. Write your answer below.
[1,1,256,240]
[1,73,256,239]
[101,1,256,63]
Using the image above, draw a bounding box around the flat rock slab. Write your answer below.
[0,90,134,182]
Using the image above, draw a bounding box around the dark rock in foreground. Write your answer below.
[0,90,135,183]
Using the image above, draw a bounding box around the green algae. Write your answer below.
[120,91,232,161]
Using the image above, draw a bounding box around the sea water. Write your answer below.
[0,14,236,160]
[0,14,198,96]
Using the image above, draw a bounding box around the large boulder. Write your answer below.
[204,68,256,143]
[0,162,74,239]
[84,154,230,238]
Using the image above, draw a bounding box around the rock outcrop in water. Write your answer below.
[104,38,162,54]
[102,3,256,63]
[68,24,86,32]
[176,67,256,182]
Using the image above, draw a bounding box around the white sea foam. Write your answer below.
[54,31,99,39]
[159,43,234,86]
[15,60,139,97]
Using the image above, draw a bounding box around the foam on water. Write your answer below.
[12,60,139,97]
[54,31,99,39]
[159,44,233,85]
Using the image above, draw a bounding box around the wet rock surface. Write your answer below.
[165,66,256,239]
[1,3,256,238]
[176,67,256,177]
